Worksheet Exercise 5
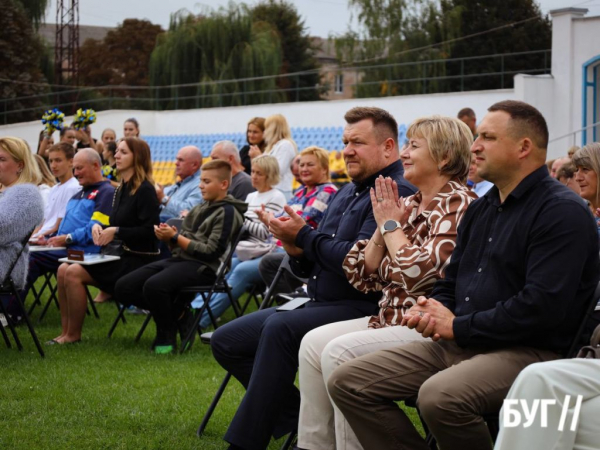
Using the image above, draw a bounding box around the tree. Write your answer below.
[335,0,551,97]
[250,0,322,101]
[15,0,49,29]
[149,4,283,109]
[0,0,49,124]
[79,19,163,92]
[441,0,551,91]
[335,0,456,97]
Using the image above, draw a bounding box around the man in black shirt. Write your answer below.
[328,100,600,450]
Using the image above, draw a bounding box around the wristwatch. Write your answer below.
[170,232,179,244]
[380,220,402,236]
[161,196,169,206]
[65,234,73,245]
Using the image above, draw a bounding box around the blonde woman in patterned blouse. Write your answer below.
[296,116,477,450]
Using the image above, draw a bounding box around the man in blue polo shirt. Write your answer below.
[327,101,600,450]
[21,149,113,303]
[211,107,416,450]
[156,145,203,221]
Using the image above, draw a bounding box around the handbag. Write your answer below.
[576,324,600,359]
[236,238,276,262]
[100,240,124,257]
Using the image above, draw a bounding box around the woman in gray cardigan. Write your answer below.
[0,137,44,316]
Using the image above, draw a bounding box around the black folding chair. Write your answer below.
[177,223,250,353]
[0,229,45,358]
[32,273,99,323]
[412,280,600,450]
[196,254,307,450]
[108,223,247,350]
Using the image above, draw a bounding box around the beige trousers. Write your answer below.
[495,358,600,450]
[327,339,560,450]
[297,317,426,450]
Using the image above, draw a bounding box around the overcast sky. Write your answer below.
[44,0,600,38]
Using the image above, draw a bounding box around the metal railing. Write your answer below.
[549,121,600,148]
[0,49,551,125]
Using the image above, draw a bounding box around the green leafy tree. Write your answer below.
[149,4,282,109]
[0,0,49,124]
[250,0,322,101]
[441,0,551,91]
[15,0,49,29]
[335,0,459,97]
[79,19,163,91]
[335,0,550,97]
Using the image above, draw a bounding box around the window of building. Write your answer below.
[334,74,344,94]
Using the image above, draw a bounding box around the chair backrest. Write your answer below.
[566,280,600,357]
[166,217,183,232]
[258,253,309,310]
[1,228,35,287]
[279,253,308,284]
[214,223,248,280]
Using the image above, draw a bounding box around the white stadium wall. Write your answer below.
[1,8,598,161]
[0,88,515,155]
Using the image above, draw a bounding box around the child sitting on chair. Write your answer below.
[115,160,247,354]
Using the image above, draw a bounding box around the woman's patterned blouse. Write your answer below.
[343,179,477,328]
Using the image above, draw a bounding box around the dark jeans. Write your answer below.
[115,257,214,335]
[258,252,302,297]
[211,303,373,450]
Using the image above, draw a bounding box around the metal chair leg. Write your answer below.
[280,431,297,450]
[0,318,12,348]
[86,287,100,319]
[134,314,153,342]
[107,305,126,338]
[0,299,23,351]
[14,289,44,357]
[197,373,232,437]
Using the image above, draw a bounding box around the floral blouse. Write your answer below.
[343,179,477,328]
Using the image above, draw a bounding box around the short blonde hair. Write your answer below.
[252,154,280,187]
[264,114,297,154]
[300,146,330,173]
[568,145,580,159]
[573,143,600,205]
[406,116,473,182]
[0,137,42,186]
[202,159,232,184]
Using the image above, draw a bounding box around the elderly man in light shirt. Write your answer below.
[156,145,203,221]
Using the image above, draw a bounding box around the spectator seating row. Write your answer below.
[143,125,408,162]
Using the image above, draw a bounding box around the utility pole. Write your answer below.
[54,0,80,106]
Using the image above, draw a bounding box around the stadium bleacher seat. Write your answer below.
[143,124,406,177]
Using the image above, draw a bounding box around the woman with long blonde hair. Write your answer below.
[263,114,297,200]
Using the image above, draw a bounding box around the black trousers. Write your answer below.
[115,257,214,333]
[211,303,373,450]
[258,252,302,297]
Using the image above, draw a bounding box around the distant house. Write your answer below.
[311,37,361,100]
[37,23,113,48]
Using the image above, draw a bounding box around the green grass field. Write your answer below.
[1,284,422,450]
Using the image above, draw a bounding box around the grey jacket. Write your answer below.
[0,184,44,288]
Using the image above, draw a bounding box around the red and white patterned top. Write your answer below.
[343,179,477,328]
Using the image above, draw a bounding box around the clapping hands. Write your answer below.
[370,176,410,228]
